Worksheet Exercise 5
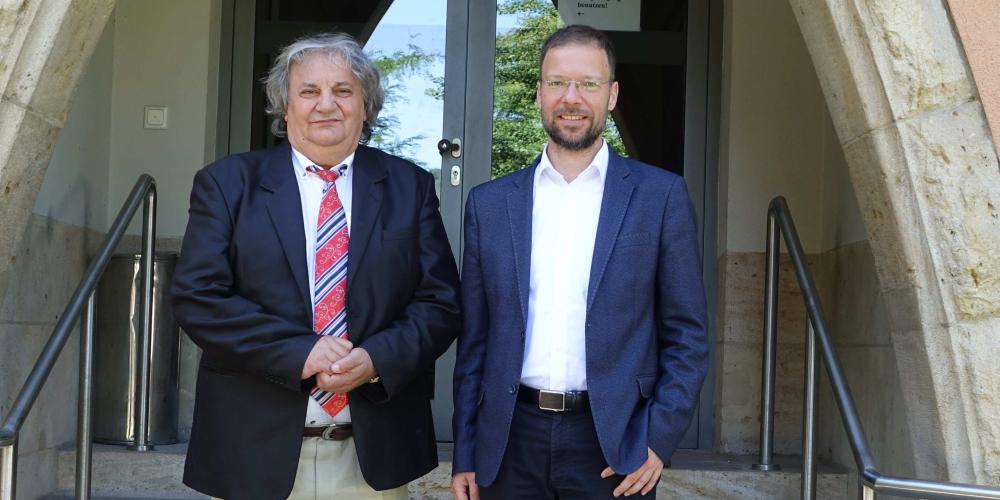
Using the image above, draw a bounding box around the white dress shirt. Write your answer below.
[521,141,609,392]
[291,146,354,425]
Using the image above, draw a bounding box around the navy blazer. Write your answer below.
[171,142,460,499]
[452,151,708,485]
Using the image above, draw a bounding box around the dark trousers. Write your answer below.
[480,400,657,500]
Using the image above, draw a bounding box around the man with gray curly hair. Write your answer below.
[172,32,460,499]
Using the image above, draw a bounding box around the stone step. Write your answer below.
[660,450,853,499]
[56,443,853,499]
[56,443,206,499]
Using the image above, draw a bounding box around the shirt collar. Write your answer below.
[535,140,609,185]
[291,146,355,179]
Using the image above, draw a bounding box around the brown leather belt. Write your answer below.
[517,385,590,412]
[303,423,353,440]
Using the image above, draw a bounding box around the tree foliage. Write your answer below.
[369,43,439,167]
[492,0,627,179]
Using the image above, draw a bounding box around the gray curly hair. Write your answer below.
[263,32,384,143]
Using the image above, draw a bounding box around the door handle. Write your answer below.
[437,138,462,158]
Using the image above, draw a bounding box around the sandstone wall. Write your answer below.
[789,0,1000,483]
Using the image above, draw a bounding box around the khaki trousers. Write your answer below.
[214,437,409,500]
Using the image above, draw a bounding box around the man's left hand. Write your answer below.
[316,347,377,394]
[601,447,663,497]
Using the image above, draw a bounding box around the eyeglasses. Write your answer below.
[540,79,611,94]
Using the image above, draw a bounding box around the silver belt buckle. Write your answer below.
[321,423,350,440]
[538,389,566,412]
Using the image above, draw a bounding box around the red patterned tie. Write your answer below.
[307,165,349,417]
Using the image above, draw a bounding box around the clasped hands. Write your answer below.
[300,336,377,394]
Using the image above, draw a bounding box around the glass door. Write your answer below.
[432,0,497,441]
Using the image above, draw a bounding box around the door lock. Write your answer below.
[437,138,462,158]
[450,165,461,186]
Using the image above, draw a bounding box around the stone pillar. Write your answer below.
[788,0,1000,485]
[0,0,115,302]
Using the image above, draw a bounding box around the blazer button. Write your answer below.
[509,384,517,395]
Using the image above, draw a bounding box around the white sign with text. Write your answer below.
[558,0,641,32]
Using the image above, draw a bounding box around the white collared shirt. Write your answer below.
[521,141,609,392]
[290,146,354,425]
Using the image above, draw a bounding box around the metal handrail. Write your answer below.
[754,196,1000,499]
[0,175,157,500]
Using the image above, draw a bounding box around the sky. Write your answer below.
[363,0,526,172]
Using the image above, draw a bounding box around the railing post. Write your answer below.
[801,321,818,500]
[76,292,96,499]
[754,209,781,471]
[1,439,16,500]
[130,187,157,452]
[860,483,876,500]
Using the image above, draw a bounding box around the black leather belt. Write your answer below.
[303,423,353,440]
[517,385,590,412]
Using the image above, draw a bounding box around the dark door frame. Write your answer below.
[684,0,722,450]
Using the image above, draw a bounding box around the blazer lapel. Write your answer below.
[587,152,634,312]
[261,143,311,314]
[347,146,386,289]
[506,158,540,327]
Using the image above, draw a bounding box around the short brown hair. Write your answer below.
[538,24,616,80]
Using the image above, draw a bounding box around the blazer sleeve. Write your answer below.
[451,189,488,474]
[648,177,709,461]
[354,170,462,403]
[170,167,319,393]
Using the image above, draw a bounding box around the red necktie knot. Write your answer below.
[306,165,343,184]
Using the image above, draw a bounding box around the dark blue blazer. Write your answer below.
[170,142,460,499]
[452,151,708,485]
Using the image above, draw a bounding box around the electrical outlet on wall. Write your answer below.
[144,106,168,129]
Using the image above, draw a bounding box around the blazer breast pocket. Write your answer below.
[616,231,651,248]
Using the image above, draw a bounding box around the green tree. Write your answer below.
[369,43,439,168]
[492,0,627,179]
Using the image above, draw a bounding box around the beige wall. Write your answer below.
[32,18,114,229]
[947,0,1000,155]
[715,0,912,479]
[105,0,224,441]
[0,217,102,500]
[108,0,219,238]
[816,241,915,478]
[719,0,865,255]
[34,0,219,237]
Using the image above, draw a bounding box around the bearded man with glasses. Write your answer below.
[451,24,709,500]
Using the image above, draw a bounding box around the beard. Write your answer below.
[542,107,606,151]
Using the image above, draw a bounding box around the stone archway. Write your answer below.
[0,0,115,301]
[2,0,999,488]
[789,0,1000,485]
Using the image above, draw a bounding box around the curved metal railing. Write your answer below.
[753,196,1000,499]
[0,175,157,500]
